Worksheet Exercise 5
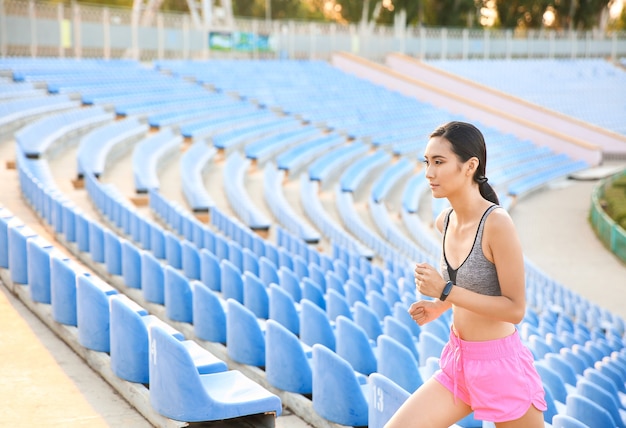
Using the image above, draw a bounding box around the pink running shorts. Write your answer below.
[434,329,547,422]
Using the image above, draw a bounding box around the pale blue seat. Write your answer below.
[566,393,616,428]
[164,265,193,323]
[560,347,589,375]
[528,334,555,360]
[242,247,259,276]
[383,315,420,364]
[346,279,367,306]
[354,301,383,341]
[148,323,280,422]
[228,240,243,272]
[109,294,183,384]
[368,373,410,428]
[377,334,423,393]
[551,414,589,428]
[268,283,300,336]
[50,255,80,326]
[121,240,141,289]
[583,366,626,408]
[302,277,325,310]
[141,251,164,304]
[368,290,392,321]
[545,353,579,388]
[8,222,37,284]
[192,281,227,344]
[103,229,122,276]
[393,301,421,340]
[326,288,353,322]
[226,299,266,367]
[181,240,200,281]
[336,315,377,376]
[312,344,369,427]
[164,231,182,269]
[278,265,301,302]
[534,361,568,412]
[300,299,336,351]
[576,379,626,427]
[76,273,118,352]
[325,270,345,296]
[199,248,220,292]
[243,271,269,319]
[220,259,243,303]
[26,236,54,303]
[259,256,279,287]
[417,331,446,367]
[265,319,313,394]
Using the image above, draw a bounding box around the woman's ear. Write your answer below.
[466,157,479,175]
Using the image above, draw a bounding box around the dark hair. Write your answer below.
[430,121,499,205]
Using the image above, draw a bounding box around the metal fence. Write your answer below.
[1,0,626,62]
[591,171,626,265]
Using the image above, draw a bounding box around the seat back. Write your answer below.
[377,334,423,393]
[268,283,299,335]
[551,414,590,428]
[312,344,369,427]
[226,298,265,367]
[354,301,383,341]
[576,379,625,428]
[265,320,312,394]
[326,288,352,322]
[383,315,419,363]
[417,331,446,367]
[141,251,164,304]
[368,373,410,428]
[76,273,118,352]
[300,299,336,351]
[220,259,243,303]
[302,277,325,310]
[534,361,568,403]
[565,393,616,428]
[336,315,377,375]
[164,265,193,323]
[192,280,227,343]
[243,271,269,319]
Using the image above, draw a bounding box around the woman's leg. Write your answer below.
[495,405,545,428]
[385,377,472,428]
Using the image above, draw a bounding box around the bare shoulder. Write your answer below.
[484,206,517,234]
[434,207,452,234]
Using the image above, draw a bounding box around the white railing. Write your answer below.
[1,0,625,62]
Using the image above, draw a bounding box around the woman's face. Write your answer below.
[423,136,468,199]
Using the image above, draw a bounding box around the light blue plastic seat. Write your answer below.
[302,277,325,310]
[243,271,269,319]
[164,265,193,323]
[26,237,54,304]
[300,299,335,351]
[50,255,79,326]
[121,239,142,289]
[312,344,369,427]
[534,361,568,406]
[383,315,419,363]
[265,319,312,394]
[326,288,352,322]
[551,414,589,428]
[192,280,227,344]
[181,240,200,280]
[377,334,423,393]
[8,223,37,284]
[278,265,301,302]
[141,251,164,304]
[268,283,300,335]
[368,373,410,428]
[368,290,392,321]
[259,256,279,287]
[242,247,259,276]
[566,392,616,428]
[393,301,421,340]
[346,279,367,306]
[560,347,590,375]
[109,294,183,384]
[546,353,579,387]
[220,259,243,303]
[103,229,122,276]
[336,315,377,376]
[199,248,220,291]
[76,273,118,352]
[226,299,266,367]
[354,301,383,341]
[576,379,626,427]
[149,323,280,422]
[417,331,446,367]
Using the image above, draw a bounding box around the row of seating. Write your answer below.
[3,57,625,428]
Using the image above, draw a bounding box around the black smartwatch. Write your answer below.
[440,281,454,301]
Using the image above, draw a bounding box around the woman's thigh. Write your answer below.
[384,377,472,428]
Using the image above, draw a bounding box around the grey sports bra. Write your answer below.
[440,205,502,296]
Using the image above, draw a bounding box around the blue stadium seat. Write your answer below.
[368,373,410,428]
[109,294,184,384]
[302,277,325,310]
[76,273,118,352]
[278,265,301,302]
[265,319,313,394]
[103,229,122,276]
[8,222,37,284]
[268,283,300,336]
[121,239,141,289]
[148,323,280,422]
[300,299,336,351]
[545,353,580,388]
[163,265,193,323]
[576,379,626,427]
[312,344,369,427]
[192,280,227,344]
[551,414,589,428]
[534,361,568,408]
[354,301,383,341]
[259,256,280,288]
[566,393,616,428]
[220,259,243,303]
[226,299,266,367]
[383,315,420,364]
[50,255,80,326]
[326,288,353,322]
[417,331,447,367]
[164,231,182,269]
[181,240,200,281]
[336,315,377,376]
[377,334,423,393]
[243,271,269,319]
[199,248,220,292]
[140,251,164,304]
[26,237,54,304]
